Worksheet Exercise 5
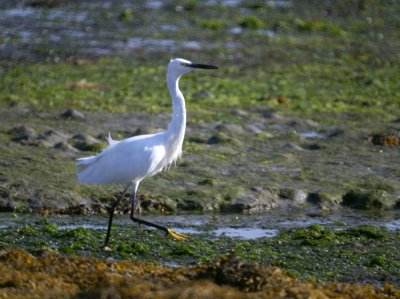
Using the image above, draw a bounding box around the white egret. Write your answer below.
[76,58,218,246]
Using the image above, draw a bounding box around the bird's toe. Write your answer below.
[166,228,188,241]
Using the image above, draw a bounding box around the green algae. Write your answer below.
[1,59,399,123]
[0,1,399,122]
[1,249,398,299]
[0,219,398,287]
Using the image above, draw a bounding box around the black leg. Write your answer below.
[103,183,130,247]
[129,184,187,240]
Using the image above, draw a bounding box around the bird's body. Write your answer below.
[77,133,165,184]
[76,58,217,246]
[77,59,187,185]
[77,130,182,184]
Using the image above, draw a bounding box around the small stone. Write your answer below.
[301,143,323,150]
[368,131,400,146]
[288,119,319,128]
[53,141,79,153]
[222,188,278,212]
[38,130,69,147]
[279,188,308,205]
[130,127,156,137]
[243,124,263,134]
[61,109,86,120]
[342,190,397,210]
[28,0,66,8]
[281,143,304,151]
[72,134,102,151]
[215,124,245,134]
[192,90,214,99]
[230,108,248,116]
[207,132,242,146]
[10,125,37,142]
[306,192,341,210]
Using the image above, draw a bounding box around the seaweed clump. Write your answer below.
[0,250,398,299]
[368,131,400,146]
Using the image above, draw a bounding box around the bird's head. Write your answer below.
[168,58,218,77]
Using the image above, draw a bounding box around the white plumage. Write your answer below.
[75,58,218,246]
[76,58,191,185]
[77,131,175,184]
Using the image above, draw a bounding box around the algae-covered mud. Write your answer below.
[0,212,399,290]
[0,0,400,213]
[1,250,399,299]
[0,0,400,296]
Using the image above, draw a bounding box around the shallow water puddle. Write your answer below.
[212,227,278,239]
[298,131,328,139]
[57,224,105,230]
[171,227,278,239]
[1,211,399,240]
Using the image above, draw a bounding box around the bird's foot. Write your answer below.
[166,228,188,241]
[102,245,112,252]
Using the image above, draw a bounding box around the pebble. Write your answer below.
[37,130,69,147]
[215,123,245,134]
[53,141,79,153]
[10,125,38,142]
[60,109,86,120]
[72,134,101,151]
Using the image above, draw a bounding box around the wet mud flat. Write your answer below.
[0,0,400,297]
[0,213,399,290]
[0,0,399,213]
[0,104,399,214]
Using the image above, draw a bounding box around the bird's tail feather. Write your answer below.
[76,155,103,183]
[106,132,117,145]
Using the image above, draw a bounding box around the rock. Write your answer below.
[243,124,263,134]
[301,143,323,150]
[37,130,69,147]
[368,131,400,146]
[27,0,67,8]
[10,125,38,143]
[215,123,245,134]
[207,132,242,146]
[281,143,304,151]
[326,127,344,138]
[342,190,398,210]
[279,188,308,205]
[230,108,248,116]
[72,134,102,151]
[306,192,341,210]
[130,127,156,137]
[222,188,278,212]
[0,182,91,214]
[192,89,214,99]
[0,197,15,212]
[262,111,281,120]
[177,198,198,211]
[288,118,319,128]
[60,109,86,120]
[188,136,206,143]
[53,141,79,153]
[0,187,9,199]
[250,106,282,120]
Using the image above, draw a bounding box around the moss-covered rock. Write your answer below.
[342,190,398,210]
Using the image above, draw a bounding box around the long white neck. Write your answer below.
[166,71,186,158]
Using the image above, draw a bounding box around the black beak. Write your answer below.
[188,63,218,69]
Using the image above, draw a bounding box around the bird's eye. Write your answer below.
[181,62,190,67]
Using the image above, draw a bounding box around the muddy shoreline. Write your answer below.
[0,0,399,295]
[1,106,399,214]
